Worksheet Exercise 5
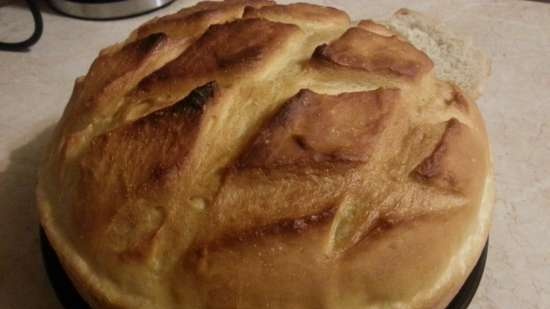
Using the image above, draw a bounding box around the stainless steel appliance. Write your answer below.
[49,0,175,19]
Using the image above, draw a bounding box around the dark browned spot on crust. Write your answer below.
[78,32,168,110]
[148,164,171,183]
[344,210,459,259]
[135,32,168,54]
[135,0,275,39]
[133,81,219,128]
[237,87,401,169]
[243,5,258,16]
[137,18,300,93]
[75,82,221,248]
[118,32,168,62]
[311,27,433,79]
[292,134,309,150]
[174,81,218,112]
[312,43,329,58]
[411,118,485,193]
[217,46,264,68]
[203,206,337,250]
[413,118,460,181]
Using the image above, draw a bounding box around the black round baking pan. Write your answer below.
[40,229,488,309]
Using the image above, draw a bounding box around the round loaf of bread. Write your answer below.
[37,1,494,309]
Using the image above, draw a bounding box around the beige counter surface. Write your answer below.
[1,0,549,308]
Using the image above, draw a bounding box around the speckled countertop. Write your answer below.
[0,0,549,308]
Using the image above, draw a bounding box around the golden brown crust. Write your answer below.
[238,88,400,168]
[37,2,493,309]
[357,19,398,37]
[312,26,434,80]
[132,18,301,112]
[243,2,350,29]
[61,32,176,135]
[413,118,485,194]
[133,0,275,40]
[76,82,220,258]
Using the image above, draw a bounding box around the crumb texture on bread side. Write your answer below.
[382,8,491,99]
[37,2,493,309]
